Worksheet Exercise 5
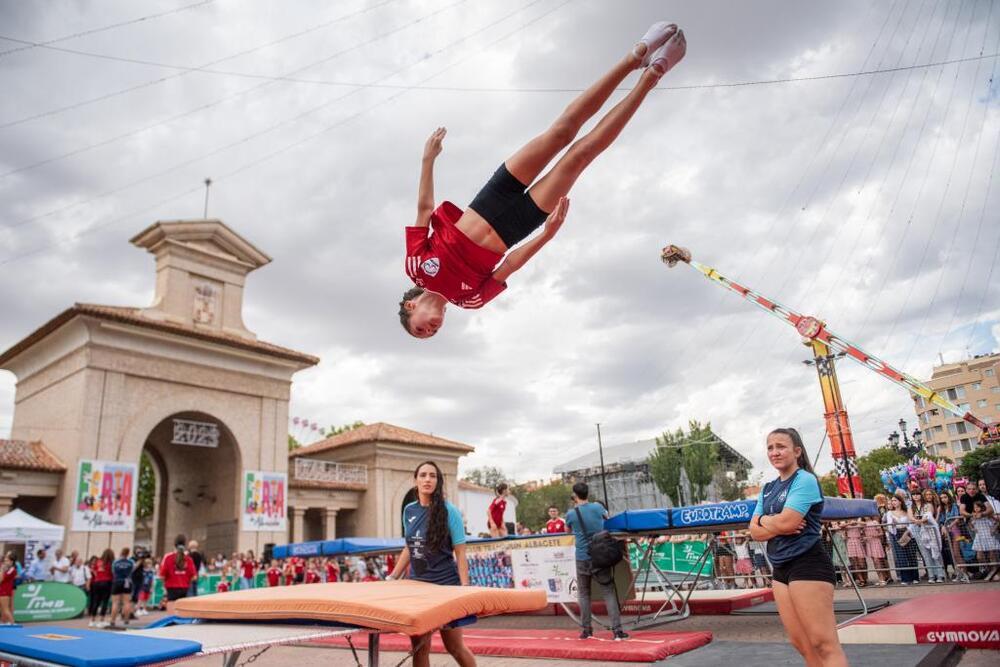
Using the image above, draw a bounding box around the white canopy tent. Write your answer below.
[0,508,65,543]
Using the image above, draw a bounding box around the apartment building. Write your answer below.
[912,353,1000,465]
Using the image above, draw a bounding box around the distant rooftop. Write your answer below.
[553,433,751,475]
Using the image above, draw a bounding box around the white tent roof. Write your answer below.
[0,509,65,543]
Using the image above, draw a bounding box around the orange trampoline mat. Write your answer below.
[175,581,547,636]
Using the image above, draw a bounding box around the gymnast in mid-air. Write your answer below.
[399,21,687,338]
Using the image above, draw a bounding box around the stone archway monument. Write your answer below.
[0,219,317,556]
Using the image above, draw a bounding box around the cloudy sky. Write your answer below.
[1,0,998,485]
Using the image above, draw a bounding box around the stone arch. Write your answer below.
[139,411,243,556]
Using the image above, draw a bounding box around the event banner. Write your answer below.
[242,470,287,531]
[627,539,712,576]
[72,459,138,532]
[466,534,577,603]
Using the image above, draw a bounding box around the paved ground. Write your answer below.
[37,581,1000,666]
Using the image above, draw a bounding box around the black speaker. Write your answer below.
[980,458,1000,498]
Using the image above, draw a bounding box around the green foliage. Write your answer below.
[461,466,508,489]
[717,472,748,501]
[819,471,839,498]
[958,444,1000,482]
[648,420,718,505]
[855,446,908,498]
[512,482,573,531]
[649,428,685,506]
[137,452,155,520]
[288,434,300,451]
[682,421,718,504]
[326,421,365,436]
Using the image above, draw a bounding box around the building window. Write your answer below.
[978,399,988,408]
[960,438,973,452]
[992,386,1000,394]
[971,382,981,391]
[986,369,995,377]
[915,396,926,408]
[958,403,970,412]
[946,387,966,401]
[948,422,969,436]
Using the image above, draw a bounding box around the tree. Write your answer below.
[958,444,1000,482]
[512,481,573,531]
[682,421,718,504]
[137,452,155,520]
[288,434,300,451]
[461,466,507,489]
[717,472,748,501]
[326,421,365,436]
[648,428,685,506]
[819,471,839,497]
[854,446,908,498]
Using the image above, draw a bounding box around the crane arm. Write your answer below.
[661,245,999,443]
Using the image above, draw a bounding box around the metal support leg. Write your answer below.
[221,651,241,667]
[367,633,380,667]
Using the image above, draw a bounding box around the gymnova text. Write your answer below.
[924,629,1000,643]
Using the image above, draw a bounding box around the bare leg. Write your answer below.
[772,582,823,667]
[410,633,432,667]
[505,48,644,186]
[788,580,849,667]
[440,627,477,667]
[528,68,660,212]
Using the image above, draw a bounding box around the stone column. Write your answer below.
[0,494,15,516]
[324,508,338,540]
[291,507,306,543]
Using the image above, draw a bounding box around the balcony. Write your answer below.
[292,457,368,486]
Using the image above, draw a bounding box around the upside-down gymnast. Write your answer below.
[399,22,687,338]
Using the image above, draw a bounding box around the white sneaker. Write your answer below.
[88,621,96,627]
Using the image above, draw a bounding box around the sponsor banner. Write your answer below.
[72,459,138,532]
[466,535,577,603]
[919,626,1000,649]
[671,501,755,528]
[242,470,287,531]
[628,540,712,576]
[13,582,87,622]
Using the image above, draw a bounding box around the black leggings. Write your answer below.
[89,581,112,618]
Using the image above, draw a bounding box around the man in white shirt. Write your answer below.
[50,549,72,583]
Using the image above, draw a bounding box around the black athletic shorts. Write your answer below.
[165,587,188,602]
[770,540,836,586]
[111,580,131,596]
[468,163,549,248]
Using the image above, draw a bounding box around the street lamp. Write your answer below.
[887,418,925,458]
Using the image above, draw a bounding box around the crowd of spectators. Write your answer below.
[0,532,395,627]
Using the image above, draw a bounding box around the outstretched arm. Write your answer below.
[492,197,569,283]
[415,127,446,228]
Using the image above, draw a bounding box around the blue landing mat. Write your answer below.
[0,625,202,667]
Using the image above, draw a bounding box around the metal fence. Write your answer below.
[636,514,1000,591]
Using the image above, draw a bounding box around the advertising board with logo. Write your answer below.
[13,582,87,622]
[242,470,287,531]
[627,539,712,576]
[465,534,576,603]
[72,459,138,532]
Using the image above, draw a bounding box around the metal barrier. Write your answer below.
[636,515,999,591]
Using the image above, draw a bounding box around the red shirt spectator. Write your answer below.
[293,558,305,575]
[92,558,113,583]
[159,552,196,590]
[266,567,282,587]
[324,562,338,583]
[216,580,230,593]
[545,517,567,533]
[240,559,256,580]
[405,202,506,309]
[283,563,295,586]
[361,573,379,583]
[304,570,320,584]
[0,564,17,596]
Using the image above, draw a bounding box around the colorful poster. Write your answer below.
[72,459,137,532]
[14,582,87,622]
[466,534,577,603]
[242,470,287,531]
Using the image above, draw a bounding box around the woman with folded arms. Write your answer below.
[749,428,847,667]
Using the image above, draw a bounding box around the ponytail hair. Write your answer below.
[768,427,815,475]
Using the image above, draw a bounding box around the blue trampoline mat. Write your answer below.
[0,625,202,667]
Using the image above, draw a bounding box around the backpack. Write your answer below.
[574,506,624,571]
